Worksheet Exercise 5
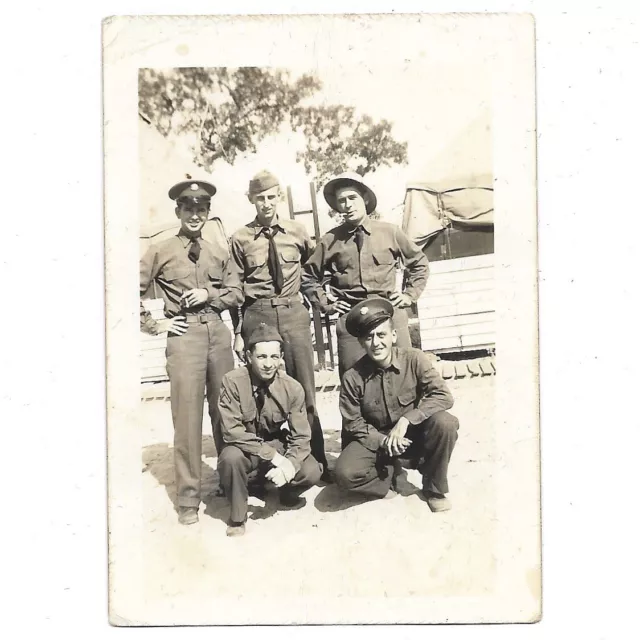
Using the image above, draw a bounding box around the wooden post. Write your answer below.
[286,183,327,370]
[308,182,321,242]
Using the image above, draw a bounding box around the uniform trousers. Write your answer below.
[218,444,322,524]
[334,411,459,498]
[165,316,235,507]
[242,299,328,470]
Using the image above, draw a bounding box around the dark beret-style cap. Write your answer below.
[345,297,395,338]
[246,322,284,349]
[248,170,280,196]
[168,180,217,201]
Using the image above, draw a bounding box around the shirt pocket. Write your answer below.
[246,246,269,270]
[371,251,396,285]
[397,391,417,408]
[280,246,300,265]
[162,267,191,284]
[241,407,257,433]
[333,251,354,273]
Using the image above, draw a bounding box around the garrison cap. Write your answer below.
[246,322,284,349]
[323,172,377,215]
[168,180,217,202]
[345,297,395,338]
[248,170,280,196]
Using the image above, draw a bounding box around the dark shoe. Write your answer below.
[424,491,452,513]
[226,522,246,537]
[178,507,199,525]
[248,480,268,499]
[278,488,306,509]
[320,467,334,484]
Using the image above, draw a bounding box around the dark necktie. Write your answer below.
[354,226,365,253]
[188,237,201,264]
[255,385,268,419]
[264,227,284,294]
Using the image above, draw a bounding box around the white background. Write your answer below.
[1,1,638,638]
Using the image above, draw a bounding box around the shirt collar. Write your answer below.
[343,215,372,236]
[177,230,201,246]
[250,217,287,239]
[364,347,401,379]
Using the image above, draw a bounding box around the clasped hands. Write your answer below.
[381,417,412,457]
[265,451,296,488]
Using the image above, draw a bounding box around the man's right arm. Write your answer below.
[339,371,387,452]
[218,377,277,461]
[140,245,161,334]
[301,236,333,314]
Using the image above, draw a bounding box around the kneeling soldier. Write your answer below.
[335,297,459,512]
[218,323,323,536]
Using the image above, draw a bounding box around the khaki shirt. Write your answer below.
[340,347,454,452]
[228,217,314,302]
[218,366,312,473]
[139,231,243,333]
[301,217,429,312]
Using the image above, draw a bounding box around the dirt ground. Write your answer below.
[137,375,496,614]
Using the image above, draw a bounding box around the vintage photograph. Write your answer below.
[104,14,538,625]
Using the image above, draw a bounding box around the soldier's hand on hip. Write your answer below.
[389,292,413,308]
[155,316,188,336]
[181,288,208,308]
[233,334,246,362]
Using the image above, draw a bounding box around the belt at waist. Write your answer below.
[182,312,221,324]
[244,296,302,309]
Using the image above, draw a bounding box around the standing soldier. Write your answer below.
[140,180,242,525]
[228,170,329,478]
[301,173,430,445]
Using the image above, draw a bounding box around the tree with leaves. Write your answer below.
[139,67,407,184]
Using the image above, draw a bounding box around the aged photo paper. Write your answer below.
[104,13,539,625]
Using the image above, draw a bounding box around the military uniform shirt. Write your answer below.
[340,347,454,452]
[301,217,429,312]
[228,217,314,301]
[140,230,243,333]
[218,366,312,473]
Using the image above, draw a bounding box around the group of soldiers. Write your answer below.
[140,170,460,536]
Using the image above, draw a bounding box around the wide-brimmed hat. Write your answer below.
[323,172,377,215]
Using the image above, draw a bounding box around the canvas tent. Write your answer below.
[403,108,494,260]
[403,108,496,354]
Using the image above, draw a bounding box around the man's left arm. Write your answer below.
[207,251,245,313]
[394,226,430,301]
[403,352,454,425]
[283,385,312,474]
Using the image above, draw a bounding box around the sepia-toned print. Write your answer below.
[104,13,538,625]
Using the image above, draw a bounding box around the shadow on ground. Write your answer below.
[142,434,328,524]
